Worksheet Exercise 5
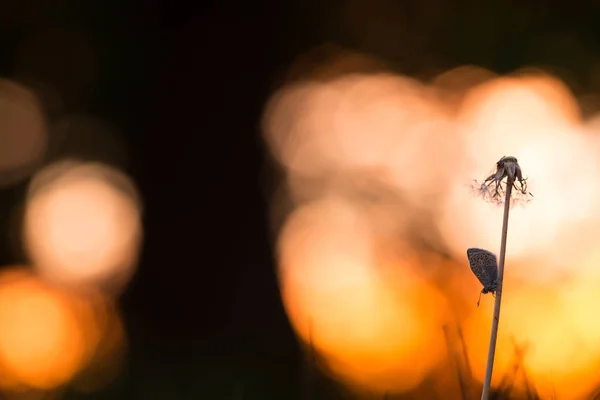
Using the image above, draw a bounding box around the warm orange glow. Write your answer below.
[262,72,459,208]
[463,270,600,399]
[23,161,142,292]
[440,74,600,276]
[444,75,600,399]
[0,268,102,390]
[432,65,497,113]
[263,54,600,398]
[72,301,127,393]
[278,197,447,393]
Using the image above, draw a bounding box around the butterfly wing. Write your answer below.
[466,248,498,290]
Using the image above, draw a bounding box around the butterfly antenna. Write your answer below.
[477,291,482,307]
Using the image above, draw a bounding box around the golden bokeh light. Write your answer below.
[263,51,600,398]
[463,270,600,399]
[440,74,600,277]
[277,196,447,393]
[0,268,102,390]
[71,300,127,394]
[262,72,460,209]
[444,75,600,398]
[23,160,142,292]
[432,65,497,114]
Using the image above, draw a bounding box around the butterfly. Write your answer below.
[466,248,498,307]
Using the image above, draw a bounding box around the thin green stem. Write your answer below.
[481,177,513,399]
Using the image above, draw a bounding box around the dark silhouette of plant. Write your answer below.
[469,156,532,400]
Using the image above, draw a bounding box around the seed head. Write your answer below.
[472,156,533,206]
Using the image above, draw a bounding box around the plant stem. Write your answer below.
[443,324,469,400]
[481,177,513,399]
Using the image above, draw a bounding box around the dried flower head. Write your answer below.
[472,156,533,206]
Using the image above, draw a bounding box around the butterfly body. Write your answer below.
[480,283,497,295]
[466,248,499,305]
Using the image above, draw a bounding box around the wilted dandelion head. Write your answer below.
[472,155,533,206]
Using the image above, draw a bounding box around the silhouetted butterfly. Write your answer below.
[466,248,498,306]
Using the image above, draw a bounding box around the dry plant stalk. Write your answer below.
[443,324,470,400]
[468,156,532,400]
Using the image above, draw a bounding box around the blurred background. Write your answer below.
[2,0,600,399]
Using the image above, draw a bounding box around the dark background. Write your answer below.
[1,0,600,399]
